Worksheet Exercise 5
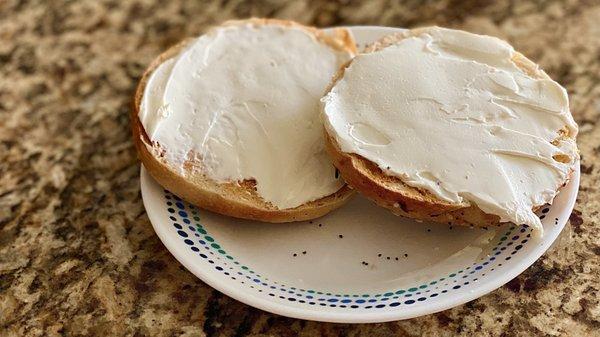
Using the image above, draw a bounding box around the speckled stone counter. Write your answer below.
[1,1,599,336]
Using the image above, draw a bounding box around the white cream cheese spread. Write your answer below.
[140,23,353,209]
[322,27,578,231]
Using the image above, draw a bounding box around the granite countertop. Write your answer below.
[1,0,599,336]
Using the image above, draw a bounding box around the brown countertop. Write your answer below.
[1,0,599,336]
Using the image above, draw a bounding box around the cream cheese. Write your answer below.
[322,27,578,231]
[140,23,353,209]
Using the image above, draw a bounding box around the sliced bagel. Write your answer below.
[322,26,578,231]
[132,19,356,222]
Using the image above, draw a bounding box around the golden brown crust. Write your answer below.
[221,18,358,55]
[323,26,576,228]
[131,19,356,223]
[324,132,502,227]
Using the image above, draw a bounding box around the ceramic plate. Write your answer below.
[140,26,580,323]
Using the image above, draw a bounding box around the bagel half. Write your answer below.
[132,19,356,222]
[322,27,578,229]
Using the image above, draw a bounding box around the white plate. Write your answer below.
[140,26,580,323]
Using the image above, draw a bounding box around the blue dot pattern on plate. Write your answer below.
[164,189,546,310]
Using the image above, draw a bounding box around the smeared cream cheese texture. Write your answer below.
[140,24,352,209]
[322,27,578,231]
